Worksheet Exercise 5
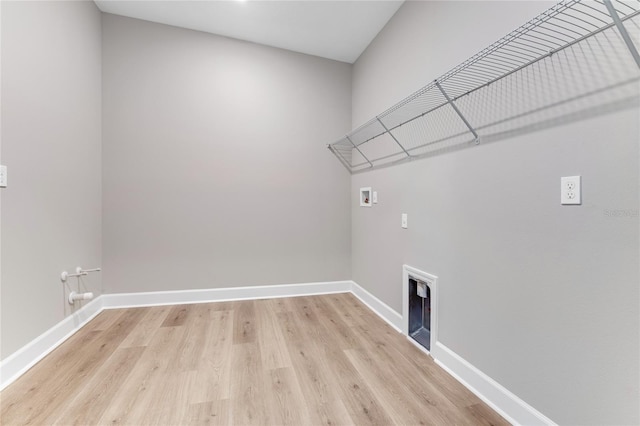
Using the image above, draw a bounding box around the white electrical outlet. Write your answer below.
[0,165,7,188]
[373,191,378,203]
[561,176,581,205]
[401,213,408,229]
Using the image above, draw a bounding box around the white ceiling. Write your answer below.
[94,0,404,63]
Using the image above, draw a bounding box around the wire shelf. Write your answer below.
[328,0,640,173]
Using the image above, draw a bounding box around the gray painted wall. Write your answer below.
[1,0,102,359]
[102,14,351,294]
[351,1,639,425]
[2,3,637,423]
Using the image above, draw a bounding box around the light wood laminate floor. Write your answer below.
[0,293,509,425]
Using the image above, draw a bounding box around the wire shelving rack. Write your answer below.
[328,0,640,173]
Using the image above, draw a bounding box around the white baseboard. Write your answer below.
[433,341,556,426]
[101,280,352,309]
[350,281,403,332]
[0,279,554,426]
[0,296,104,391]
[351,280,555,425]
[0,280,350,391]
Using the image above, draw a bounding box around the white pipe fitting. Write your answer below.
[68,291,94,305]
[61,271,87,283]
[76,266,101,275]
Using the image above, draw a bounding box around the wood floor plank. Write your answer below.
[324,292,370,328]
[51,346,146,425]
[278,299,355,426]
[255,299,293,371]
[354,324,480,424]
[408,344,481,410]
[229,342,265,425]
[275,311,306,342]
[161,304,191,327]
[0,329,103,416]
[0,330,100,425]
[138,370,196,426]
[264,297,291,315]
[1,294,508,426]
[189,309,233,404]
[1,308,147,425]
[119,306,171,348]
[96,325,187,425]
[280,330,355,425]
[344,347,439,426]
[204,300,235,312]
[324,348,393,426]
[465,402,512,426]
[233,300,256,344]
[307,295,360,350]
[283,297,327,345]
[85,309,127,331]
[264,367,311,426]
[289,297,392,426]
[358,323,481,411]
[184,400,230,426]
[171,303,212,372]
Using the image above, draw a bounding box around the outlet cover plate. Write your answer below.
[0,165,7,188]
[561,176,581,205]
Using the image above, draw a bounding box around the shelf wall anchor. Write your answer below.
[435,80,480,145]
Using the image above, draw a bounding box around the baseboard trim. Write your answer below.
[101,280,352,309]
[0,296,104,391]
[433,341,556,426]
[0,280,351,391]
[1,280,554,426]
[350,281,403,332]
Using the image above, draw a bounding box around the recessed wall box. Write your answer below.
[360,187,372,207]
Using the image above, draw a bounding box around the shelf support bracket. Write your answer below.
[603,0,640,69]
[376,117,411,158]
[435,80,480,145]
[327,144,353,173]
[347,136,373,168]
